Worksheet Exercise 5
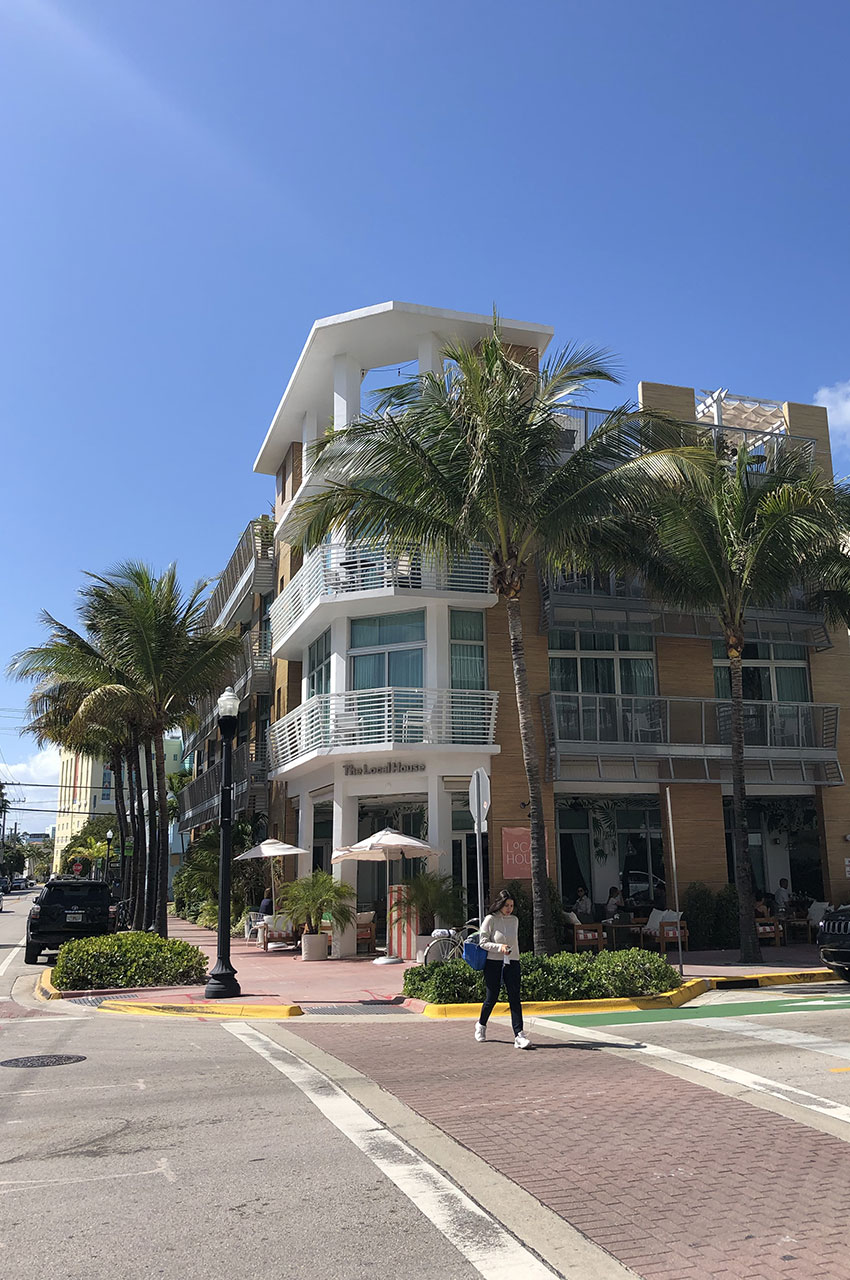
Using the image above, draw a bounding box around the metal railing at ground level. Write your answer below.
[267,687,499,770]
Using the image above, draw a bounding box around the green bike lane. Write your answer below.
[543,984,850,1028]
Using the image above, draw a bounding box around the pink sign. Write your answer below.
[501,827,549,879]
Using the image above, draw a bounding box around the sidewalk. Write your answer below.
[683,943,824,977]
[159,916,414,1004]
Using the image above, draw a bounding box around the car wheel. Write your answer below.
[831,965,850,984]
[24,944,41,965]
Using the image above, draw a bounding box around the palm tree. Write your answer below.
[10,564,243,938]
[606,441,850,962]
[292,320,688,953]
[78,563,244,937]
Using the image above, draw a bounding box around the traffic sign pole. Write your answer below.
[469,769,491,926]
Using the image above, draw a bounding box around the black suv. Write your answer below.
[818,907,850,982]
[26,877,117,965]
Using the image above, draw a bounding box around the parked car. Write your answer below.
[12,876,27,892]
[0,891,3,912]
[0,876,10,894]
[25,877,117,965]
[818,907,850,981]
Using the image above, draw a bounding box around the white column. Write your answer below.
[301,410,319,479]
[418,332,443,377]
[332,780,359,956]
[329,615,348,695]
[333,353,362,429]
[297,791,314,880]
[428,773,454,899]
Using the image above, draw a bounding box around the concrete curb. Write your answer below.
[422,977,709,1019]
[419,968,839,1019]
[34,968,206,1002]
[99,999,304,1019]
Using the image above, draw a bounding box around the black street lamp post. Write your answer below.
[205,687,241,1000]
[104,829,113,884]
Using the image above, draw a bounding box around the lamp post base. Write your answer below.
[204,961,241,1000]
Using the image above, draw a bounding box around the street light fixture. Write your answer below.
[105,829,114,884]
[205,686,242,1000]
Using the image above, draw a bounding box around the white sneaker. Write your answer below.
[474,1023,487,1042]
[514,1032,531,1049]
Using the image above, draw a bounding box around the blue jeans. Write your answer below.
[479,958,523,1035]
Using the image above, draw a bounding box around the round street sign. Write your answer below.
[72,862,83,876]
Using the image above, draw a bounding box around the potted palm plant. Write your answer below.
[387,872,466,962]
[279,871,357,961]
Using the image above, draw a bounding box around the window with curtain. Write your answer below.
[349,610,425,690]
[308,629,331,698]
[450,610,485,690]
[548,630,656,696]
[713,640,810,702]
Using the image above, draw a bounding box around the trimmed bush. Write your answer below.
[714,883,740,949]
[401,947,682,1004]
[682,881,716,949]
[52,931,208,991]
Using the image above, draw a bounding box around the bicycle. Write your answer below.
[422,918,480,965]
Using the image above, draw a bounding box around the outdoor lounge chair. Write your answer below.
[258,914,297,950]
[566,920,606,952]
[244,911,264,942]
[755,917,784,947]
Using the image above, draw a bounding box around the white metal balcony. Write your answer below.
[540,692,841,786]
[270,542,495,659]
[267,687,499,772]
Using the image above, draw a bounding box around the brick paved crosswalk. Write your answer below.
[289,1019,850,1280]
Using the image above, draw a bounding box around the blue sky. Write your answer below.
[2,0,849,829]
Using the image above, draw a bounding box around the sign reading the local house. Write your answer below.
[342,761,425,777]
[501,828,549,878]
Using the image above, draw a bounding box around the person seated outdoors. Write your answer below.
[259,887,274,917]
[774,878,792,914]
[573,886,593,921]
[754,892,770,919]
[605,886,625,918]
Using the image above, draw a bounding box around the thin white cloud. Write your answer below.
[0,745,60,834]
[814,379,850,441]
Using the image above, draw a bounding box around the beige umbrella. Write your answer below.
[332,829,443,964]
[234,839,309,913]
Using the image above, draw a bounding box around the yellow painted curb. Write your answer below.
[35,968,61,1001]
[710,968,837,989]
[422,977,709,1019]
[99,1000,304,1019]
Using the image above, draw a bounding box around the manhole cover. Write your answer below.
[1,1054,86,1068]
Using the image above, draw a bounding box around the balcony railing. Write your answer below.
[178,741,268,831]
[694,423,815,471]
[542,692,837,752]
[271,542,493,649]
[232,627,272,697]
[268,687,499,770]
[203,519,275,629]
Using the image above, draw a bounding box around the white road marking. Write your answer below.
[0,939,25,980]
[689,1019,850,1064]
[222,1021,559,1280]
[540,1020,850,1127]
[0,1016,91,1024]
[0,1158,176,1196]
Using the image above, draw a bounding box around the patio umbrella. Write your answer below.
[234,839,309,913]
[332,828,443,964]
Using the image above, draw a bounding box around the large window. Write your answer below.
[549,629,655,696]
[712,640,810,702]
[451,610,485,690]
[308,629,331,698]
[349,610,425,689]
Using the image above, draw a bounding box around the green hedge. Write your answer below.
[52,931,208,991]
[402,948,682,1004]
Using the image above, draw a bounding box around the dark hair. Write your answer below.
[489,889,515,913]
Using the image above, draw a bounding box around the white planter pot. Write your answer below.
[301,933,329,962]
[415,935,433,963]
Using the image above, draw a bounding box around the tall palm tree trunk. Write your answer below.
[131,739,147,930]
[143,738,158,930]
[506,596,554,955]
[728,637,762,963]
[153,729,170,938]
[125,737,139,910]
[111,750,129,895]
